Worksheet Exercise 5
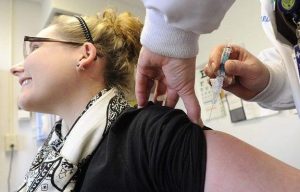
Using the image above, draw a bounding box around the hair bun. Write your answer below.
[100,10,142,62]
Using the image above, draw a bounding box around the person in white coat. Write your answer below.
[205,0,300,116]
[136,0,235,125]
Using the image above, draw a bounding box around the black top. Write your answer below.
[76,104,208,192]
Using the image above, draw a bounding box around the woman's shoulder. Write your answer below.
[117,102,190,125]
[110,102,201,141]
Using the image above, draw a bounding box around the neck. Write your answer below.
[56,86,106,127]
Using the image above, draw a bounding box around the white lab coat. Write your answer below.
[252,0,300,116]
[141,0,235,58]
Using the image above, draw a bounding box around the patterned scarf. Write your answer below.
[17,88,130,192]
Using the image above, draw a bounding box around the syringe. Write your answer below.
[211,45,232,104]
[208,45,232,120]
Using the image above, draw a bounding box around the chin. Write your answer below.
[18,95,36,112]
[18,98,53,114]
[18,101,31,112]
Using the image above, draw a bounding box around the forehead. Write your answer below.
[36,25,58,38]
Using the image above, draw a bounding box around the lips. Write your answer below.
[19,77,32,86]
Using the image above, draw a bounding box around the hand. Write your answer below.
[204,44,270,100]
[135,46,203,126]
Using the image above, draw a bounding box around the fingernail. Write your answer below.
[226,76,236,85]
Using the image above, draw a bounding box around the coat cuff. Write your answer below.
[141,9,199,58]
[249,64,294,109]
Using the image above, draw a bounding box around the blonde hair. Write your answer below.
[50,9,143,93]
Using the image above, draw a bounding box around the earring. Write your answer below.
[76,63,85,71]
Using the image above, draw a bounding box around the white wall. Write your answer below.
[0,1,19,191]
[43,0,145,26]
[51,0,145,17]
[0,0,12,71]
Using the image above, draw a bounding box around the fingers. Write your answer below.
[136,46,160,108]
[136,46,204,126]
[180,92,203,126]
[224,83,257,100]
[153,80,167,105]
[153,82,202,126]
[205,44,244,78]
[222,75,236,88]
[135,70,154,108]
[225,59,263,79]
[153,80,179,107]
[204,62,218,78]
[206,44,226,76]
[225,60,248,77]
[165,88,179,108]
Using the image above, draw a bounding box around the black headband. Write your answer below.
[74,15,94,44]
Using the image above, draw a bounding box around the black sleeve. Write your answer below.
[78,104,207,192]
[124,104,207,192]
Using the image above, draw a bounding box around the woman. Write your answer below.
[12,9,142,191]
[11,9,300,192]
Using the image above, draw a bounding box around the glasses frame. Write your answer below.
[23,36,83,58]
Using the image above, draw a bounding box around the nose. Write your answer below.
[10,61,24,76]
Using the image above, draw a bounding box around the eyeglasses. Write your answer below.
[23,36,83,58]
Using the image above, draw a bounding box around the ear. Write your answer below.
[77,42,97,69]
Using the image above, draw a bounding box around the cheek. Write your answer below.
[17,77,62,112]
[25,52,66,82]
[19,48,77,109]
[19,57,57,110]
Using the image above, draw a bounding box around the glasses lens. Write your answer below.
[23,40,30,58]
[24,40,38,58]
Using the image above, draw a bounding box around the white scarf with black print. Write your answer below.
[17,88,130,192]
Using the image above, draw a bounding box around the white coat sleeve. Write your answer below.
[140,0,235,58]
[249,47,295,110]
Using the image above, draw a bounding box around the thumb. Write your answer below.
[225,60,252,77]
